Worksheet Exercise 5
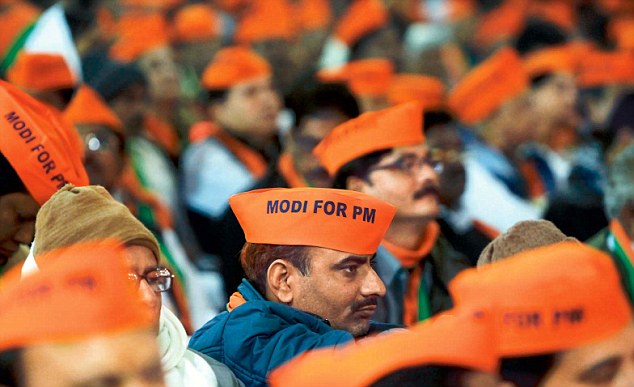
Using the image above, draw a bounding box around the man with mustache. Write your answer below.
[314,101,471,326]
[189,187,397,386]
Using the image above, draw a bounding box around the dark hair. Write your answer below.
[0,152,27,197]
[514,17,569,56]
[500,354,558,387]
[0,349,21,387]
[424,109,454,132]
[206,89,229,105]
[240,243,312,295]
[332,149,391,189]
[286,83,360,134]
[370,365,476,387]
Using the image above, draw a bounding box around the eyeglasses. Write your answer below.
[83,131,121,153]
[128,267,174,292]
[368,154,444,175]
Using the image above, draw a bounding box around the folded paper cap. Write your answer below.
[450,242,632,357]
[0,240,153,351]
[109,13,170,62]
[448,47,528,125]
[202,46,271,90]
[268,307,498,387]
[318,59,394,97]
[387,74,446,108]
[7,52,76,92]
[296,0,331,32]
[234,0,295,43]
[609,17,634,51]
[523,43,586,79]
[63,85,124,135]
[577,50,634,88]
[229,187,396,255]
[33,184,160,264]
[314,101,424,177]
[0,80,88,205]
[334,0,388,46]
[172,4,220,43]
[0,1,39,60]
[474,1,526,50]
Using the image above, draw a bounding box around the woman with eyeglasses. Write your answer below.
[27,184,243,387]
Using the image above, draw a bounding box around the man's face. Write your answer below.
[77,124,125,191]
[21,329,165,387]
[0,192,39,266]
[352,144,441,220]
[125,246,162,331]
[137,46,181,103]
[109,83,147,134]
[530,73,580,139]
[426,124,465,208]
[213,75,282,140]
[290,247,386,337]
[542,324,634,387]
[291,110,349,188]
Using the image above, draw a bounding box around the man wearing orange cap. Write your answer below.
[182,46,284,297]
[6,51,78,111]
[450,242,634,386]
[0,241,166,387]
[281,82,360,188]
[0,79,87,270]
[314,101,471,326]
[189,187,397,387]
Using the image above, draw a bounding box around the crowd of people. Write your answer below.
[1,0,634,385]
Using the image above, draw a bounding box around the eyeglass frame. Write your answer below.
[128,267,175,293]
[367,153,444,176]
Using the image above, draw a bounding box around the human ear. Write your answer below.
[347,175,369,192]
[266,259,294,304]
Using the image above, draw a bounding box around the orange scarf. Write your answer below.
[382,221,440,326]
[227,291,247,312]
[277,152,309,188]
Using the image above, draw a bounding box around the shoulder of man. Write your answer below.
[188,348,246,387]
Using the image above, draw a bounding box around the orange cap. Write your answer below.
[387,74,446,108]
[295,0,332,32]
[234,0,296,43]
[7,52,75,92]
[63,85,124,135]
[577,50,634,88]
[0,79,88,205]
[527,0,576,32]
[314,101,424,177]
[334,0,388,46]
[0,240,153,351]
[318,59,394,97]
[609,16,634,51]
[448,47,528,125]
[268,307,498,387]
[229,187,396,255]
[109,13,170,62]
[0,1,40,59]
[172,4,220,43]
[201,46,271,90]
[474,0,527,50]
[449,242,632,357]
[523,43,587,78]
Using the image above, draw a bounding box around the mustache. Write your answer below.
[351,296,379,311]
[413,185,440,200]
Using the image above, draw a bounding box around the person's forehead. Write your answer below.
[1,192,39,216]
[230,74,273,92]
[306,246,372,265]
[124,245,158,271]
[384,143,428,158]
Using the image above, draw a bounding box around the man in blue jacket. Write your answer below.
[189,187,396,386]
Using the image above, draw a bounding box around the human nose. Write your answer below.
[362,267,386,297]
[14,221,35,245]
[137,279,160,311]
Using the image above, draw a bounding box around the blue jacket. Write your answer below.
[189,279,355,386]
